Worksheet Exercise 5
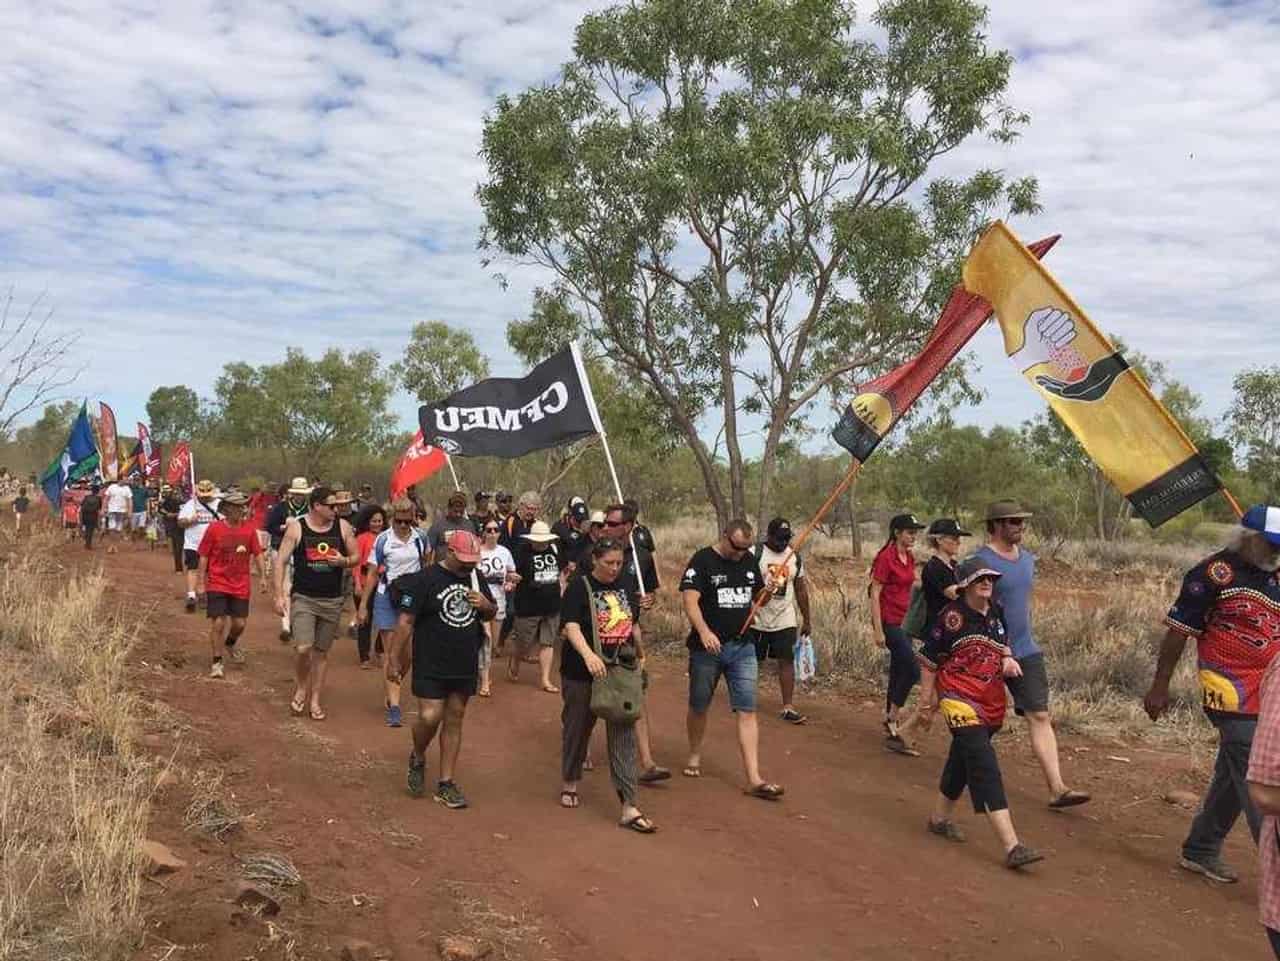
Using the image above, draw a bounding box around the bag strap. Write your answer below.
[583,579,620,666]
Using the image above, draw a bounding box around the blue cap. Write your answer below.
[1241,505,1280,546]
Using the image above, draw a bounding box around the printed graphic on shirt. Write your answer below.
[939,696,982,730]
[716,586,753,608]
[438,583,477,629]
[531,551,560,586]
[594,588,634,645]
[305,540,337,563]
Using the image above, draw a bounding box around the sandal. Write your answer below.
[638,766,672,784]
[477,688,492,698]
[1048,789,1091,809]
[744,782,785,801]
[619,813,657,834]
[290,696,306,717]
[541,684,560,694]
[681,766,702,778]
[885,735,921,757]
[583,758,595,772]
[560,790,580,809]
[309,705,326,721]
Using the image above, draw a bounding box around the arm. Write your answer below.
[867,580,885,644]
[682,588,721,654]
[563,621,607,679]
[273,521,300,611]
[358,561,378,622]
[1143,628,1190,721]
[795,575,812,637]
[387,611,414,682]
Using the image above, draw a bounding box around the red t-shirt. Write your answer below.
[871,544,915,627]
[248,492,278,531]
[198,519,263,599]
[354,530,376,594]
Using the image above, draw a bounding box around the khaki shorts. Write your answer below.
[512,614,558,652]
[290,594,344,652]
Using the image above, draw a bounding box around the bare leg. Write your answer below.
[735,710,764,787]
[185,569,199,597]
[381,631,401,708]
[539,646,557,692]
[779,659,796,711]
[208,615,229,661]
[986,808,1020,853]
[636,711,656,770]
[309,651,329,713]
[413,698,445,758]
[1025,711,1069,798]
[686,708,708,771]
[293,649,311,704]
[439,693,468,781]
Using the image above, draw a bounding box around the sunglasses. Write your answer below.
[392,516,414,525]
[972,575,998,585]
[484,525,500,533]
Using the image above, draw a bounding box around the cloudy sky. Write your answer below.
[0,0,1276,453]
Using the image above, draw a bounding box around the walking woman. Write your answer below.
[352,504,386,669]
[870,514,925,740]
[893,518,970,755]
[476,519,518,697]
[921,557,1043,869]
[558,538,656,833]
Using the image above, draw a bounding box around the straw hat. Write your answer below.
[287,476,312,495]
[195,479,217,497]
[220,491,249,507]
[521,520,558,543]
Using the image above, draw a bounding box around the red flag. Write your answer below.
[390,430,447,497]
[165,442,191,486]
[137,422,161,477]
[832,234,1060,460]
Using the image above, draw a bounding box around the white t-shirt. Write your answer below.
[477,545,516,618]
[367,528,426,594]
[754,544,804,633]
[178,497,221,551]
[105,483,132,514]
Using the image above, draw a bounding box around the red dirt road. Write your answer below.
[104,543,1269,961]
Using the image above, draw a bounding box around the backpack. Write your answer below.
[901,586,927,640]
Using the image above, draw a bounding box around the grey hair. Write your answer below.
[1229,528,1280,571]
[517,490,542,509]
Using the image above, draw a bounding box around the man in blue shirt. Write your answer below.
[976,500,1090,810]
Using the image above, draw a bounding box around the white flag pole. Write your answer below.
[445,453,462,492]
[569,342,646,596]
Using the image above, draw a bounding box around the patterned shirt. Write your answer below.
[1165,550,1280,717]
[920,600,1011,730]
[1247,657,1280,932]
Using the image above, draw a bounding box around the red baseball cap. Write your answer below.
[446,529,481,563]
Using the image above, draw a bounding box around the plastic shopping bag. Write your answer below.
[794,633,817,682]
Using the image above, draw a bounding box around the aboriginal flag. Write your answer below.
[832,235,1060,462]
[962,221,1221,527]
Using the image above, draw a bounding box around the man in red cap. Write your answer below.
[388,529,496,809]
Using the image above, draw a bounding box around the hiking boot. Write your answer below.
[927,818,966,842]
[434,780,468,809]
[386,704,403,728]
[185,595,197,613]
[1005,844,1045,870]
[1179,855,1239,883]
[227,646,245,665]
[780,708,808,725]
[209,660,225,679]
[406,754,426,798]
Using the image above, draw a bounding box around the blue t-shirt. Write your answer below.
[975,545,1039,659]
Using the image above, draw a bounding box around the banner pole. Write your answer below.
[445,453,462,492]
[1222,487,1244,519]
[189,446,196,492]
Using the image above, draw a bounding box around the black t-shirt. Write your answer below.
[559,572,637,682]
[921,556,959,636]
[394,564,494,680]
[552,519,586,557]
[513,541,563,616]
[633,523,656,554]
[570,543,659,616]
[500,513,530,551]
[80,494,102,521]
[679,546,759,649]
[13,496,29,513]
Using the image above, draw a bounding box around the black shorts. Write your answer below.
[206,592,249,619]
[413,675,477,700]
[1005,652,1050,715]
[183,549,201,571]
[753,627,797,661]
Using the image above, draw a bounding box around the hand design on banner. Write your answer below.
[1010,307,1087,381]
[1035,351,1130,402]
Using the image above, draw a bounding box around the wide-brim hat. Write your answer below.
[287,476,312,495]
[589,510,606,527]
[220,491,249,507]
[331,490,355,505]
[955,556,1003,587]
[985,500,1033,522]
[522,520,558,543]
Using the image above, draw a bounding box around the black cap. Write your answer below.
[571,502,589,521]
[927,518,971,537]
[475,490,490,504]
[889,513,927,533]
[766,517,792,542]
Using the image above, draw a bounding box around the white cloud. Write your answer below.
[0,0,1275,455]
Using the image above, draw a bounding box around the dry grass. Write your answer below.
[442,880,542,961]
[183,769,245,840]
[0,532,151,961]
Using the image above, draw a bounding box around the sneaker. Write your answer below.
[209,660,225,679]
[406,754,426,798]
[434,780,468,809]
[185,595,197,613]
[227,646,245,664]
[1178,855,1239,883]
[885,735,921,757]
[1005,844,1045,870]
[780,708,808,725]
[927,818,966,842]
[386,704,403,728]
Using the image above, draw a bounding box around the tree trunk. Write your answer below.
[848,472,862,559]
[719,340,746,520]
[754,414,788,535]
[1093,469,1107,541]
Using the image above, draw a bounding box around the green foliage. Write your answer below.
[392,321,490,405]
[478,0,1038,526]
[6,401,79,473]
[1228,365,1280,501]
[145,386,203,444]
[209,348,397,476]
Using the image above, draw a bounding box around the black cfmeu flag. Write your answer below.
[418,344,603,458]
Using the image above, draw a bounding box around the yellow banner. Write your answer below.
[962,221,1219,527]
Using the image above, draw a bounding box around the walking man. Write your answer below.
[198,491,265,678]
[427,491,475,559]
[103,477,131,553]
[159,484,184,572]
[388,530,495,809]
[178,480,222,611]
[80,483,103,550]
[128,476,149,545]
[274,486,359,721]
[976,500,1089,809]
[681,520,785,800]
[1145,505,1280,883]
[753,518,813,725]
[264,477,311,640]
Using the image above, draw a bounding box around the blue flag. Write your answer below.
[40,403,101,506]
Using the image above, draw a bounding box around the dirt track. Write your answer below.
[101,542,1269,961]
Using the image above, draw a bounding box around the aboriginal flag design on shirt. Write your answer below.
[921,600,1010,730]
[594,588,634,647]
[1166,550,1280,716]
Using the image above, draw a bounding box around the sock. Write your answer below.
[225,628,244,647]
[187,591,196,600]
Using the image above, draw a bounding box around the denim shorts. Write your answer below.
[372,590,399,631]
[689,639,759,713]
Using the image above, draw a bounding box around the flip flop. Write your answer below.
[681,766,701,778]
[638,766,672,783]
[1049,789,1091,809]
[477,688,492,698]
[619,813,657,834]
[289,696,306,717]
[541,684,560,694]
[560,790,580,809]
[309,706,326,721]
[744,782,785,801]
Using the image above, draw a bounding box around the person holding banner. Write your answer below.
[754,518,812,727]
[1145,506,1280,883]
[681,521,785,800]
